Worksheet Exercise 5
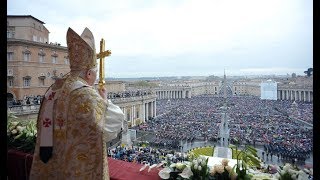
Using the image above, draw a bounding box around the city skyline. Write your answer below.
[8,0,313,78]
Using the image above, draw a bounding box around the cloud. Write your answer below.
[8,0,313,77]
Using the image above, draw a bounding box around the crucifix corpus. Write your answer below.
[96,38,111,90]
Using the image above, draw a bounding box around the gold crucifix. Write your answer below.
[96,38,111,90]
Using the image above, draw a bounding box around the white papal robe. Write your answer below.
[29,75,125,180]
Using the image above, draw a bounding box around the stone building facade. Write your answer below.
[232,76,313,102]
[7,15,70,103]
[277,76,313,102]
[155,80,221,99]
[232,80,261,96]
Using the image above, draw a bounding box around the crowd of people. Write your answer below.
[136,95,312,163]
[8,95,43,107]
[107,90,153,99]
[108,145,186,165]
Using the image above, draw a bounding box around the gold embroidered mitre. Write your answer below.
[66,27,97,70]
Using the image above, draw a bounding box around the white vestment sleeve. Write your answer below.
[104,99,125,142]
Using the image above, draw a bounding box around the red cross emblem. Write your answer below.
[48,92,56,100]
[43,118,52,127]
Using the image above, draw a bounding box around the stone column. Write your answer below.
[310,92,313,102]
[141,103,145,123]
[154,100,157,117]
[131,106,134,126]
[133,105,136,126]
[150,101,154,118]
[182,90,186,98]
[292,90,294,101]
[284,90,286,100]
[145,102,149,121]
[303,91,306,102]
[123,108,127,122]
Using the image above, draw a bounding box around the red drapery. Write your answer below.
[7,149,161,180]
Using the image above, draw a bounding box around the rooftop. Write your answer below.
[7,15,45,24]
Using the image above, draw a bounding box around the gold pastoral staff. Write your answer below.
[97,38,111,90]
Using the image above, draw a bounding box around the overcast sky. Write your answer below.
[8,0,313,78]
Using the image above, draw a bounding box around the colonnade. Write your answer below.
[119,100,157,127]
[156,90,191,99]
[277,90,313,102]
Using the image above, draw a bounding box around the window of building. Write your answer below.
[8,78,14,87]
[39,55,45,63]
[39,78,45,86]
[33,35,37,41]
[23,77,31,87]
[23,52,31,61]
[60,73,63,77]
[39,37,42,42]
[52,56,57,63]
[47,72,51,77]
[64,56,69,64]
[7,31,15,38]
[44,38,48,43]
[7,52,14,61]
[38,49,46,63]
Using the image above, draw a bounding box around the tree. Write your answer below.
[304,68,313,77]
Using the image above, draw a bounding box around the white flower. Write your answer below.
[148,164,157,172]
[198,166,202,171]
[193,159,197,164]
[179,166,193,179]
[159,167,171,179]
[215,165,225,174]
[202,156,207,161]
[11,129,17,135]
[139,164,149,172]
[11,122,19,126]
[283,164,292,171]
[221,159,229,166]
[291,174,297,180]
[297,170,308,180]
[194,164,198,170]
[210,167,216,175]
[197,158,202,164]
[16,126,23,132]
[176,163,185,170]
[225,165,232,173]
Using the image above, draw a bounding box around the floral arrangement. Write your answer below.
[7,111,37,153]
[190,156,209,179]
[210,159,237,180]
[276,163,311,180]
